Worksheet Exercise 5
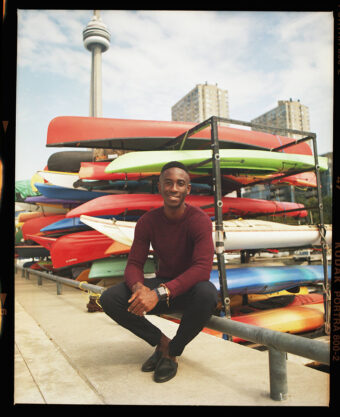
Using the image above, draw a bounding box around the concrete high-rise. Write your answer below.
[251,99,310,138]
[171,83,229,123]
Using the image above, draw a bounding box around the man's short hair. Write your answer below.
[160,161,190,175]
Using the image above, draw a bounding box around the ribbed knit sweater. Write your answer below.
[124,204,214,298]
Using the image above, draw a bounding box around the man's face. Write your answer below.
[158,167,191,209]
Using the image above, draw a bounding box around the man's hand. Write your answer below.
[128,283,159,316]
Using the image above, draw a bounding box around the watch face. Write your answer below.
[157,286,167,298]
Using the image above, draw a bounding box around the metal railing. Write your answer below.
[16,264,330,402]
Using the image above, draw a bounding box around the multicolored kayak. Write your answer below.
[65,194,307,219]
[105,149,327,175]
[209,264,331,295]
[230,293,325,342]
[164,293,325,343]
[46,116,313,155]
[79,216,332,251]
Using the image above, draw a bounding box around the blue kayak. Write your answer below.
[210,265,331,295]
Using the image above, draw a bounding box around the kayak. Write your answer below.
[46,116,313,155]
[104,149,327,175]
[65,194,307,219]
[79,216,332,251]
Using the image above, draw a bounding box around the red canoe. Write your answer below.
[46,116,313,155]
[27,230,130,269]
[65,193,307,219]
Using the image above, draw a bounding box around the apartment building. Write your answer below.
[251,99,310,138]
[171,83,229,123]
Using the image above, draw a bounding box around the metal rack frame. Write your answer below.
[169,115,331,335]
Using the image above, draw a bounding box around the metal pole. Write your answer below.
[268,348,288,401]
[16,266,105,295]
[310,134,331,335]
[210,117,231,324]
[207,315,330,365]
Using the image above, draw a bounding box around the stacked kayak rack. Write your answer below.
[163,116,330,336]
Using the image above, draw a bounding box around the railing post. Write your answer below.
[268,348,288,401]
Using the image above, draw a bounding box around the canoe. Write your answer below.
[105,149,327,175]
[65,194,307,219]
[46,116,313,155]
[26,231,131,269]
[209,264,331,295]
[79,216,332,251]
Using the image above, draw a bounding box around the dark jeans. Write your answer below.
[99,277,218,357]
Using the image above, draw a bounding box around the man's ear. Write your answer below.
[187,183,191,195]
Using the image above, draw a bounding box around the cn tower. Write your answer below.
[83,10,111,118]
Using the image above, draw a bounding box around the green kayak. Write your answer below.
[88,257,156,280]
[105,149,327,175]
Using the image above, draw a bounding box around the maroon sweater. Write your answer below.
[124,204,214,298]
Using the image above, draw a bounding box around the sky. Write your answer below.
[15,9,334,181]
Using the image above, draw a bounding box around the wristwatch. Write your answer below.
[155,285,169,301]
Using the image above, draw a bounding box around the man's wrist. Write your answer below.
[154,284,170,306]
[132,282,145,293]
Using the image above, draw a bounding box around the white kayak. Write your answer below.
[79,215,332,251]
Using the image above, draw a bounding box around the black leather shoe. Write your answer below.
[141,350,162,372]
[153,357,178,383]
